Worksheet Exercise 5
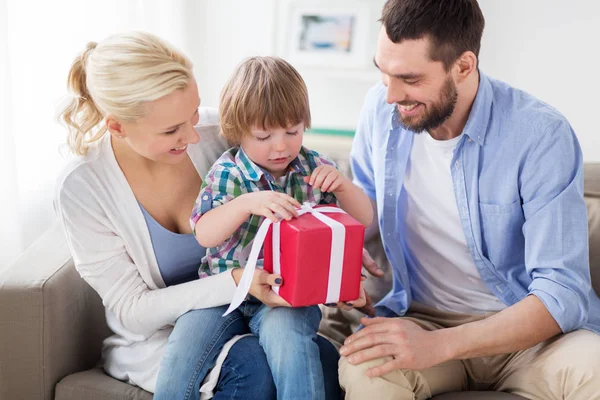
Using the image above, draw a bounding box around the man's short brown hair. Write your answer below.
[219,56,311,144]
[380,0,485,70]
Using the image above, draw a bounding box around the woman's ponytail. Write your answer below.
[59,42,106,156]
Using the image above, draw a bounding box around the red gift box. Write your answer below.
[263,205,365,307]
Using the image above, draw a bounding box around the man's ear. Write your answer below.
[106,115,125,139]
[453,51,478,83]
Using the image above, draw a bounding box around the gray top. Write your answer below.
[139,203,206,287]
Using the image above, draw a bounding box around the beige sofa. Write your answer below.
[1,164,598,400]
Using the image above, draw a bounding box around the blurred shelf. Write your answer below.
[299,67,381,83]
[307,128,355,137]
[304,131,354,157]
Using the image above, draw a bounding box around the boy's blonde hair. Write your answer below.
[219,56,311,144]
[58,31,193,155]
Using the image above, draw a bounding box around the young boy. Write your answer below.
[190,56,373,399]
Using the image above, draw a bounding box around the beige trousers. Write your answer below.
[339,302,600,400]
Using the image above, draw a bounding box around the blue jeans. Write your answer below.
[242,299,326,400]
[154,305,340,400]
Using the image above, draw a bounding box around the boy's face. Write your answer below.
[241,122,304,179]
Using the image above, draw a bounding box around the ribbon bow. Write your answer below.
[223,202,346,316]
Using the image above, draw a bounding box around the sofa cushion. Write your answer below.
[55,369,525,400]
[0,223,111,400]
[55,368,152,400]
[584,163,600,295]
[432,392,526,399]
[584,164,600,196]
[586,193,600,295]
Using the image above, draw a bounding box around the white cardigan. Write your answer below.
[54,108,238,393]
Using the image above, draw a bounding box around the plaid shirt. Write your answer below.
[190,146,338,277]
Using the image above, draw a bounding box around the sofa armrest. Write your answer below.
[0,222,111,400]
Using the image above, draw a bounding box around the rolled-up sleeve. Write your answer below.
[521,118,590,332]
[190,163,242,231]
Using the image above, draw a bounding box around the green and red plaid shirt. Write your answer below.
[190,146,338,278]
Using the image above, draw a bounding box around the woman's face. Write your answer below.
[113,78,201,165]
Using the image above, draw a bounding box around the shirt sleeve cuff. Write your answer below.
[529,277,588,333]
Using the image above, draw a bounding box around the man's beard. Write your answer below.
[397,76,458,133]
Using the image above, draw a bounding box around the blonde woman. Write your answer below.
[55,32,340,400]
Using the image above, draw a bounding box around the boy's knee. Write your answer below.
[261,305,322,335]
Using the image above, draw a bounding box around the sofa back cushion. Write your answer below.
[584,164,600,296]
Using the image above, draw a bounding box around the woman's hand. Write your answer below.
[231,268,291,308]
[242,192,301,222]
[324,277,372,315]
[355,287,375,317]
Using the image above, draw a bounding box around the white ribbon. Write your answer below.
[223,202,347,316]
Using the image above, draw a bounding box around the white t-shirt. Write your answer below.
[399,131,506,314]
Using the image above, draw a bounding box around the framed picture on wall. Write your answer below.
[282,0,373,69]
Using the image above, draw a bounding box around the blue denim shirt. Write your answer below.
[351,72,600,334]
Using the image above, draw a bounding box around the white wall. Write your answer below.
[0,0,204,267]
[479,0,600,162]
[189,0,279,110]
[191,0,384,131]
[191,0,600,161]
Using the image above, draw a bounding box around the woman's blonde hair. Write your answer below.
[58,31,193,155]
[219,56,311,145]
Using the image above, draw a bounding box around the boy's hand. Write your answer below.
[304,165,349,193]
[242,191,301,222]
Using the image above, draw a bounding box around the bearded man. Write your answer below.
[339,0,600,399]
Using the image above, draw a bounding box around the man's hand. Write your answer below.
[362,248,384,277]
[339,317,449,377]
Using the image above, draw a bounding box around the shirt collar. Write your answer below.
[388,71,493,147]
[461,71,493,147]
[235,146,309,183]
